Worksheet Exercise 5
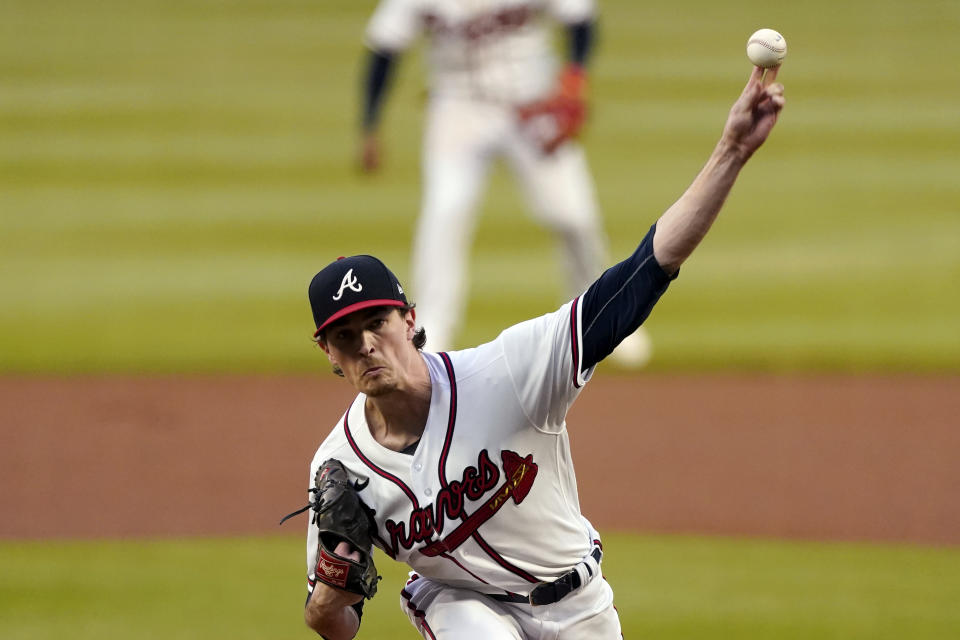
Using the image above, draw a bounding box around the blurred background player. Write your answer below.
[357,0,653,367]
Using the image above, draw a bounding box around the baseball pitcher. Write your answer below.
[292,66,785,639]
[358,0,653,366]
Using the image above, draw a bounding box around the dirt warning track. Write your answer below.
[1,374,957,545]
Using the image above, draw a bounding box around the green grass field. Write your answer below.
[1,0,958,373]
[2,533,958,639]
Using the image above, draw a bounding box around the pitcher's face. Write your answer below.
[321,307,419,396]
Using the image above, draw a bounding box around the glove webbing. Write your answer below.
[278,477,358,525]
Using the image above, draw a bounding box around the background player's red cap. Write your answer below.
[308,255,408,337]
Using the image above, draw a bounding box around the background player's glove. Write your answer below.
[517,65,588,154]
[309,459,381,599]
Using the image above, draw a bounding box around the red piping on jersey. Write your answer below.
[436,352,539,585]
[343,411,420,509]
[437,351,458,488]
[401,588,437,640]
[570,295,583,388]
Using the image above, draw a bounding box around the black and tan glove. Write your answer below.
[282,459,381,599]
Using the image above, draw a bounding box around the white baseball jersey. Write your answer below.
[365,0,595,103]
[306,297,598,596]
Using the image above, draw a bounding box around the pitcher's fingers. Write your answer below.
[744,66,764,94]
[763,65,780,87]
[334,540,362,561]
[734,66,764,110]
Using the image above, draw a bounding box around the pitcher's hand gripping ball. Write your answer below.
[282,459,381,599]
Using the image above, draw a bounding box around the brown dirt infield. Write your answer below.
[1,374,957,545]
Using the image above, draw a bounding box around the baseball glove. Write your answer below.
[281,459,381,599]
[517,65,588,154]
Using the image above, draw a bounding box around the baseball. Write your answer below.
[746,28,787,68]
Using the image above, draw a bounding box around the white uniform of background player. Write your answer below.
[360,0,652,366]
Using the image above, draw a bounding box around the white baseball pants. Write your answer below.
[411,96,608,351]
[400,569,622,639]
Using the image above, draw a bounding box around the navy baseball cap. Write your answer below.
[308,255,408,337]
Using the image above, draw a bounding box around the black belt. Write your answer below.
[487,546,602,606]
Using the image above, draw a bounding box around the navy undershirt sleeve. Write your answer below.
[567,20,595,66]
[580,224,677,370]
[361,50,396,131]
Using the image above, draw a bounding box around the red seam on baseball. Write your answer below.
[748,39,786,53]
